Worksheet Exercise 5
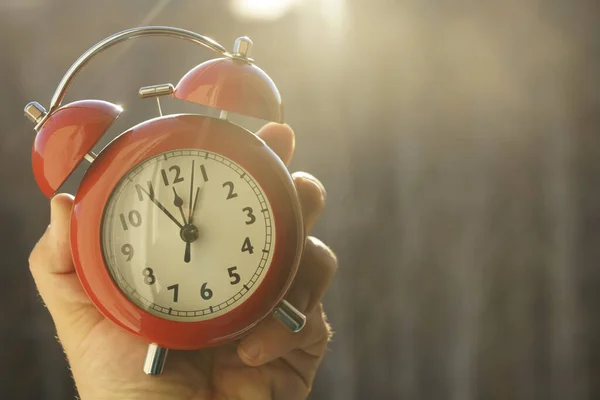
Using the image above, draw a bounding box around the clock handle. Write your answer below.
[273,300,306,333]
[143,343,169,375]
[33,26,231,129]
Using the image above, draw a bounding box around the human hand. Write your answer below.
[28,123,337,400]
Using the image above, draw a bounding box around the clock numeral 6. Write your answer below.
[241,237,254,254]
[142,268,156,285]
[228,266,241,285]
[200,282,213,300]
[119,210,142,230]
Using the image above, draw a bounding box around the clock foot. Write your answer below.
[143,343,169,375]
[273,300,306,333]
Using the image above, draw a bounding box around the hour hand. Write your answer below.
[172,187,187,225]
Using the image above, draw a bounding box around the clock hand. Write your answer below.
[188,160,195,223]
[172,187,187,225]
[183,187,200,263]
[184,242,191,263]
[180,224,198,263]
[189,187,200,226]
[137,186,184,229]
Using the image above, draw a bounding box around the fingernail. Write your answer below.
[241,342,262,363]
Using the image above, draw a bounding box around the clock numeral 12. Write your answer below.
[161,165,184,186]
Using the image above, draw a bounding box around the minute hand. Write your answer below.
[138,187,184,229]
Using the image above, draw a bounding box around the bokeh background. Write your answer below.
[1,0,599,398]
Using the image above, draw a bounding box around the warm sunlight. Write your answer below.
[229,0,300,20]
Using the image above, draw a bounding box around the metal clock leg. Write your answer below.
[143,343,169,375]
[273,300,306,333]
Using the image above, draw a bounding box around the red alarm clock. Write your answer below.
[24,26,306,375]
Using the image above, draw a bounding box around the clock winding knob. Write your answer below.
[24,101,47,125]
[232,36,253,60]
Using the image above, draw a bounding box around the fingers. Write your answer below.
[256,123,295,166]
[29,194,75,275]
[29,194,100,343]
[284,237,337,315]
[293,172,326,232]
[257,122,326,230]
[238,236,338,366]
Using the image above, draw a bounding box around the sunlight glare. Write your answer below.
[229,0,300,21]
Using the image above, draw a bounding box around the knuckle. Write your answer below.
[300,306,331,356]
[306,236,338,277]
[28,230,50,270]
[27,226,51,270]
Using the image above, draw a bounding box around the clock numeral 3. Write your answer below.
[142,268,156,285]
[228,266,241,285]
[119,210,142,230]
[242,207,256,225]
[223,181,238,199]
[241,237,254,254]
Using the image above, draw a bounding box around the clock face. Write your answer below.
[101,149,275,322]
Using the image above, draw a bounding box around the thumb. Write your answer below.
[29,193,101,343]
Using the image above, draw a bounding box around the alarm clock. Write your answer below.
[24,26,306,376]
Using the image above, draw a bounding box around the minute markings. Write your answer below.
[106,150,273,321]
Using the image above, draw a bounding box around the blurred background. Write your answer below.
[1,0,599,398]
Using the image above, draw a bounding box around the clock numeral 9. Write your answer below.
[241,237,254,254]
[142,268,156,285]
[242,207,256,225]
[228,266,241,285]
[121,244,134,261]
[200,282,213,300]
[119,210,142,230]
[223,181,238,199]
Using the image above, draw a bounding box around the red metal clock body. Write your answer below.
[71,115,303,349]
[24,27,307,374]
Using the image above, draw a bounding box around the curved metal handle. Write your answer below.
[47,26,231,116]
